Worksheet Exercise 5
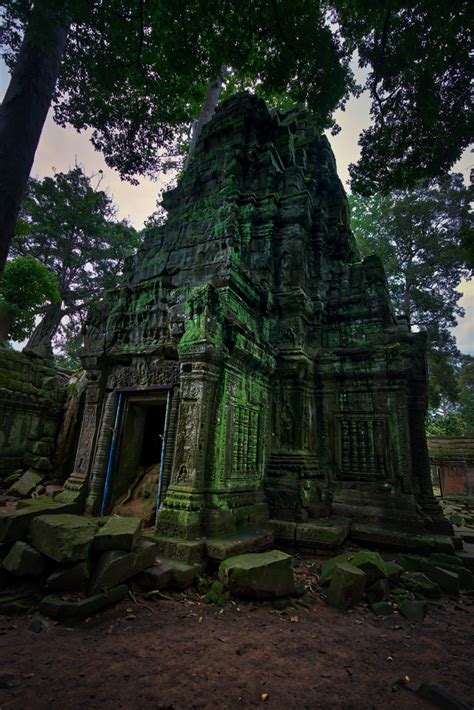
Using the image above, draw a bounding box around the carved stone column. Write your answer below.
[155,358,221,539]
[84,390,117,515]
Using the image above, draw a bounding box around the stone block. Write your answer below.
[206,530,273,561]
[39,585,129,620]
[295,517,351,550]
[429,552,464,569]
[262,520,296,546]
[2,541,46,577]
[385,561,404,586]
[326,563,366,611]
[0,594,35,615]
[94,516,142,552]
[319,553,353,584]
[46,561,90,592]
[400,572,441,599]
[136,561,173,591]
[219,550,295,599]
[366,578,390,604]
[89,539,157,594]
[0,500,78,542]
[424,566,459,595]
[370,600,393,616]
[349,550,386,585]
[398,554,425,573]
[145,534,206,564]
[399,599,426,622]
[30,514,97,563]
[8,469,44,497]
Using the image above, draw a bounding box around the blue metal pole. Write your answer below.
[100,391,124,517]
[155,389,172,525]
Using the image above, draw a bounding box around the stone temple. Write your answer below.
[62,93,452,559]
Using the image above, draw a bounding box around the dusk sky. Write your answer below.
[1,60,472,353]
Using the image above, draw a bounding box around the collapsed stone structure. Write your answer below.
[63,93,452,559]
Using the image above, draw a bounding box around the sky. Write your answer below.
[1,60,473,354]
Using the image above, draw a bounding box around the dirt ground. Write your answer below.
[0,563,473,710]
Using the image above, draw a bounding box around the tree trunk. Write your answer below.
[0,4,70,273]
[26,302,63,351]
[184,65,227,171]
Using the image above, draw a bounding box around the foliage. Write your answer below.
[11,165,140,352]
[349,174,472,407]
[2,0,471,191]
[425,410,467,437]
[0,255,60,340]
[332,0,473,194]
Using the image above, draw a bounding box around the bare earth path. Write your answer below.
[0,586,473,710]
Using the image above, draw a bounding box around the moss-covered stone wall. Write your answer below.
[0,348,67,478]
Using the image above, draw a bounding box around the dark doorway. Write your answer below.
[108,391,169,520]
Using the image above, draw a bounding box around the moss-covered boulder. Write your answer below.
[94,516,142,552]
[219,550,295,599]
[366,578,390,605]
[319,553,353,584]
[29,514,97,563]
[326,562,366,611]
[424,566,460,594]
[2,541,45,577]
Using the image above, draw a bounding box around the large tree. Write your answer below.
[349,173,472,408]
[0,1,471,271]
[10,165,140,354]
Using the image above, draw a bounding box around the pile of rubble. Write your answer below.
[0,503,159,620]
[321,549,474,620]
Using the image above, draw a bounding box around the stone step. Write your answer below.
[206,529,273,561]
[143,533,206,564]
[137,557,205,591]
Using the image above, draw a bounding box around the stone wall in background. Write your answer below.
[0,348,68,479]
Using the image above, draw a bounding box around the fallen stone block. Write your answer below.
[39,584,128,621]
[0,594,35,615]
[219,550,295,599]
[89,539,157,594]
[8,469,44,497]
[94,516,142,552]
[399,599,426,622]
[385,561,404,586]
[425,566,459,595]
[349,550,386,585]
[429,552,464,569]
[2,541,46,577]
[0,500,78,543]
[366,578,390,605]
[30,514,97,563]
[370,600,393,616]
[326,562,366,611]
[400,572,441,599]
[319,553,354,584]
[398,553,425,573]
[46,561,90,592]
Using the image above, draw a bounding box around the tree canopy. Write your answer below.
[349,173,472,408]
[10,165,140,357]
[0,254,60,342]
[0,0,471,270]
